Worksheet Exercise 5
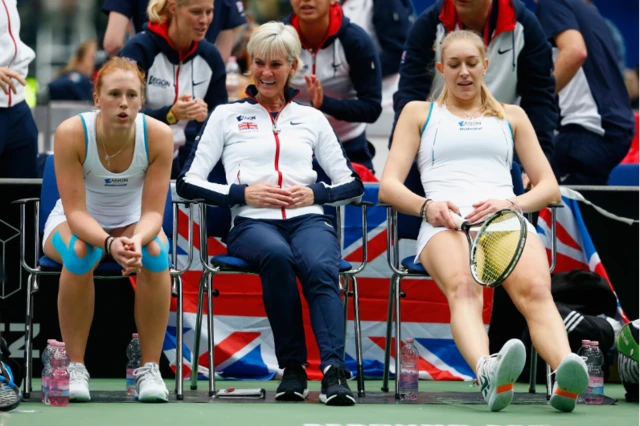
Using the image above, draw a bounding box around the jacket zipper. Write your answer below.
[173,61,182,104]
[248,92,301,219]
[2,0,18,106]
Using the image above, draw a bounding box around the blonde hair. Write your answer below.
[436,30,506,119]
[247,22,303,86]
[147,0,190,23]
[95,57,146,102]
[58,39,97,77]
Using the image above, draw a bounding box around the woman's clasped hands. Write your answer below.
[244,183,315,209]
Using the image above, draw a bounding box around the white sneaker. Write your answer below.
[68,362,91,402]
[550,353,588,412]
[476,339,526,412]
[134,362,169,402]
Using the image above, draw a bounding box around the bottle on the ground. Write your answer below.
[577,339,592,402]
[584,341,605,405]
[398,338,419,401]
[126,333,141,396]
[49,342,70,407]
[41,339,56,405]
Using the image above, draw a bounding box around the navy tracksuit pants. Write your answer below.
[227,213,345,371]
[0,101,37,178]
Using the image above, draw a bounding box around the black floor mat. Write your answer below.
[24,390,617,405]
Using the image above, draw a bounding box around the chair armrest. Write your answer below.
[377,203,392,208]
[11,198,40,205]
[547,203,564,209]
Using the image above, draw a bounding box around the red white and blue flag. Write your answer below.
[162,185,626,381]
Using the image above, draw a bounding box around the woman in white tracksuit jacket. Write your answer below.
[0,0,38,178]
[177,22,364,406]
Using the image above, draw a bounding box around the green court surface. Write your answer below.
[6,380,638,426]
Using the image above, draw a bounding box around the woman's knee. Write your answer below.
[444,275,483,307]
[512,280,554,310]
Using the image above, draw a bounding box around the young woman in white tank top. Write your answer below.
[41,57,174,403]
[380,31,588,413]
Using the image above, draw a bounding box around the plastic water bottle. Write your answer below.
[577,340,592,403]
[126,333,141,396]
[225,56,241,102]
[584,341,605,404]
[399,338,419,400]
[49,342,70,407]
[41,339,57,404]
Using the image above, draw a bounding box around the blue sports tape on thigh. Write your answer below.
[51,232,103,275]
[141,236,169,272]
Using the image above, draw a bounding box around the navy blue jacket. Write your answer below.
[102,0,246,43]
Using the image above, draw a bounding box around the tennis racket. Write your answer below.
[449,209,527,288]
[0,362,21,412]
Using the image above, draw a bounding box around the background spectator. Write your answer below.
[339,0,414,111]
[48,39,98,102]
[0,0,38,178]
[285,0,382,172]
[103,0,246,62]
[535,0,635,185]
[119,0,228,178]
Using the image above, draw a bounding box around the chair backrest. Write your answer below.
[39,155,173,237]
[397,161,525,240]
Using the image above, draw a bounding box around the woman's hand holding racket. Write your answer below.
[425,200,461,229]
[465,199,518,223]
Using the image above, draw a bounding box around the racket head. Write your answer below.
[0,363,21,412]
[469,209,527,288]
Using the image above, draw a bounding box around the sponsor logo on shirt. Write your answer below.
[105,178,129,187]
[236,115,256,121]
[458,120,482,131]
[148,76,171,88]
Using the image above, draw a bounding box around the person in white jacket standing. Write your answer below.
[0,0,38,178]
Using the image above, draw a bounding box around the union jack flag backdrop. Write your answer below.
[161,185,628,382]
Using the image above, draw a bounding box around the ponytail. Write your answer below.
[147,0,169,23]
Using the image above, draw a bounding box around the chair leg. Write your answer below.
[206,272,216,397]
[381,274,397,392]
[394,276,403,400]
[529,345,538,393]
[23,274,34,399]
[175,276,184,400]
[190,272,207,390]
[546,363,552,400]
[350,275,365,397]
[341,276,349,360]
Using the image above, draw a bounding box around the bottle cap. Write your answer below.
[406,338,414,343]
[590,341,599,346]
[581,340,591,345]
[133,333,139,339]
[47,339,57,344]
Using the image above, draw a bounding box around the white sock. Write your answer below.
[323,365,332,375]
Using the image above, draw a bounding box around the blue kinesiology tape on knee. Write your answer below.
[141,236,169,272]
[51,232,103,274]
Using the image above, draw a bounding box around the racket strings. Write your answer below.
[473,214,523,284]
[0,383,19,406]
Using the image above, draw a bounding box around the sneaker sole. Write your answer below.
[69,389,91,402]
[275,389,309,401]
[550,354,588,413]
[136,391,169,403]
[320,391,356,406]
[487,339,526,412]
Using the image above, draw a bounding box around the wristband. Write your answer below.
[424,199,434,223]
[419,199,429,219]
[507,199,522,213]
[107,237,115,256]
[104,235,112,252]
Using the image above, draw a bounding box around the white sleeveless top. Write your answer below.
[417,103,515,207]
[49,111,149,230]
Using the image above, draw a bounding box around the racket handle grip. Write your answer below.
[448,211,465,229]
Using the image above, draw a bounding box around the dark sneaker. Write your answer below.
[276,362,308,401]
[320,365,356,406]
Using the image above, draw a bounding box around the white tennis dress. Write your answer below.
[43,111,149,247]
[414,103,537,263]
